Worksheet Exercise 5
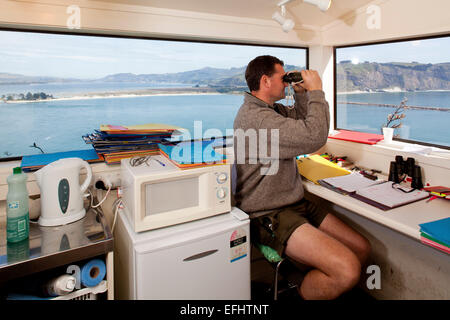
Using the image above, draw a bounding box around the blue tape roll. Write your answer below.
[80,259,106,287]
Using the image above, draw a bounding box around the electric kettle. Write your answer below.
[34,158,92,226]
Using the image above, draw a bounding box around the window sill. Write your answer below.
[373,140,450,162]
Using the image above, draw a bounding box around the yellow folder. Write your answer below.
[296,154,350,184]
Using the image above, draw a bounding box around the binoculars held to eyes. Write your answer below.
[283,72,303,83]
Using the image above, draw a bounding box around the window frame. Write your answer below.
[0,26,309,162]
[333,33,450,150]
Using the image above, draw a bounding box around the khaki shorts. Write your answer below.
[251,198,328,261]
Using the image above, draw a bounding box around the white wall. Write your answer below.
[308,45,334,129]
[322,0,450,46]
[0,0,321,46]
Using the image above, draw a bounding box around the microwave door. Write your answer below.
[144,176,200,216]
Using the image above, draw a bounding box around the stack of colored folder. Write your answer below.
[419,217,450,254]
[83,123,183,164]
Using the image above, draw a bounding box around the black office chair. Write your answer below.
[232,164,303,300]
[254,243,292,300]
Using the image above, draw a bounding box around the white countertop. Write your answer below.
[303,180,450,241]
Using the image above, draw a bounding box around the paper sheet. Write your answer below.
[320,172,383,193]
[356,181,429,208]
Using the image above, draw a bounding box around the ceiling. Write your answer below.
[93,0,375,27]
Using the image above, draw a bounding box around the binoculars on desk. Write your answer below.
[388,155,423,189]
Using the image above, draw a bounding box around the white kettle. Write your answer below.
[35,158,92,226]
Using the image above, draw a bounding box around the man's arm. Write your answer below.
[259,70,330,159]
[286,70,324,120]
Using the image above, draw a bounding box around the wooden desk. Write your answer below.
[303,180,450,241]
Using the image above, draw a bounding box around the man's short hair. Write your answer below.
[245,55,284,92]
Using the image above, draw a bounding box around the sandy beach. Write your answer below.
[1,87,240,104]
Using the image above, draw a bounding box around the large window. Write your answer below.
[0,30,307,159]
[335,35,450,148]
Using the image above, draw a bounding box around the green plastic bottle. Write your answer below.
[6,167,29,243]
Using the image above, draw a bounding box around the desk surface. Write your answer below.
[303,180,450,241]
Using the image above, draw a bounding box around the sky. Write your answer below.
[0,30,306,79]
[0,30,448,79]
[336,37,450,65]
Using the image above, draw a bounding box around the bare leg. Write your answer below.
[318,213,371,265]
[285,223,362,300]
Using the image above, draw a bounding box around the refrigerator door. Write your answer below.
[134,217,250,299]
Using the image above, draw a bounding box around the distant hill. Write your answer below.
[1,62,448,92]
[97,64,301,87]
[337,61,450,92]
[0,65,301,88]
[0,72,78,85]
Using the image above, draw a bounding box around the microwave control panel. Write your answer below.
[214,171,229,201]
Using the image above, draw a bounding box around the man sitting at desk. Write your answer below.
[233,55,371,300]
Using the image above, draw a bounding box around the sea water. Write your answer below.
[337,91,450,146]
[0,93,243,157]
[0,87,449,158]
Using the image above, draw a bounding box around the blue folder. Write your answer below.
[21,148,101,172]
[158,140,225,164]
[419,217,450,245]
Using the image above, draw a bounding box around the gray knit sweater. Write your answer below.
[233,90,330,214]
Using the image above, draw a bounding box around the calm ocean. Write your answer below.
[0,82,449,158]
[337,91,450,146]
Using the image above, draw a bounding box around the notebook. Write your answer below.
[420,236,450,254]
[419,217,450,246]
[296,154,350,184]
[318,172,384,194]
[350,181,429,210]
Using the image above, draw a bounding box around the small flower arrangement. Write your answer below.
[381,97,408,136]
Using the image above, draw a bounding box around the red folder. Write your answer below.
[329,130,384,145]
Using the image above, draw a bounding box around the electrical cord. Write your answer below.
[285,81,303,109]
[92,184,112,208]
[111,197,123,233]
[86,183,122,232]
[285,84,295,109]
[86,188,94,209]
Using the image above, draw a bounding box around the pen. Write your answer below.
[153,158,166,166]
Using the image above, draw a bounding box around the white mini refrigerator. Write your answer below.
[114,207,251,300]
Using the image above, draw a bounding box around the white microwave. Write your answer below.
[120,155,231,232]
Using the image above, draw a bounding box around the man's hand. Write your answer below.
[298,69,322,92]
[285,70,306,93]
[292,81,306,93]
